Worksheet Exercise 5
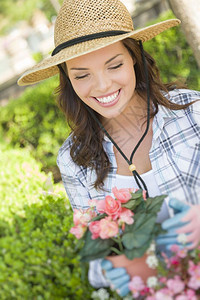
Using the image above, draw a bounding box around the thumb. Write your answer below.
[101,259,113,271]
[169,198,189,212]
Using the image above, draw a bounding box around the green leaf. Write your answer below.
[145,195,167,214]
[91,213,107,221]
[80,248,111,262]
[121,232,135,249]
[122,213,157,250]
[152,223,166,237]
[122,199,141,210]
[122,231,149,249]
[124,242,150,260]
[132,212,147,230]
[130,190,143,199]
[79,230,114,259]
[134,214,156,232]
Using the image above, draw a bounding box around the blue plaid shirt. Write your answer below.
[57,89,200,287]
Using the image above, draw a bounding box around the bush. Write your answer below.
[0,147,48,222]
[0,77,70,182]
[0,198,96,299]
[0,147,95,299]
[144,11,200,91]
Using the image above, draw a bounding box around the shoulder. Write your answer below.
[57,133,78,174]
[164,89,200,121]
[57,133,73,159]
[167,88,200,106]
[57,133,92,181]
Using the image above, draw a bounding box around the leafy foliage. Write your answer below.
[0,145,95,299]
[0,0,62,34]
[144,11,200,91]
[0,146,49,222]
[0,77,70,181]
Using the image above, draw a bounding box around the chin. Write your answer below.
[103,111,121,119]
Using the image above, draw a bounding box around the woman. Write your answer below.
[18,0,200,296]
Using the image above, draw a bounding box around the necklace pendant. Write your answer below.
[129,164,136,172]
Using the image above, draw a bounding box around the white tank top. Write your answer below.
[115,170,169,223]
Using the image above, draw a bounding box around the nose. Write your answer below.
[94,72,112,93]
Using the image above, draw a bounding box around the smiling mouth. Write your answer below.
[94,90,120,103]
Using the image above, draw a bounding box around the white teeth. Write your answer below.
[95,90,119,103]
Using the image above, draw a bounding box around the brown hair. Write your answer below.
[56,38,191,190]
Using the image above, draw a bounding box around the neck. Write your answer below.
[102,92,151,136]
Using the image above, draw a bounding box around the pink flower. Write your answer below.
[70,224,87,239]
[129,276,145,298]
[104,195,122,218]
[170,244,188,258]
[161,252,170,266]
[140,286,150,295]
[154,289,173,300]
[99,217,119,239]
[188,261,200,277]
[187,261,200,290]
[159,277,167,284]
[186,289,196,297]
[175,292,197,300]
[177,248,188,258]
[170,256,180,268]
[186,289,198,300]
[73,209,83,226]
[188,261,196,276]
[118,208,134,226]
[96,200,106,213]
[175,296,188,300]
[88,199,97,208]
[89,221,101,239]
[188,276,200,290]
[96,196,122,219]
[73,208,96,226]
[167,276,185,294]
[170,244,180,253]
[143,190,147,200]
[112,187,132,203]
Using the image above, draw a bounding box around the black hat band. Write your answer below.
[51,30,130,56]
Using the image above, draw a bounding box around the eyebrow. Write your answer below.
[70,54,123,70]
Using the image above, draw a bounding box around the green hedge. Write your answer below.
[0,147,95,299]
[0,77,70,182]
[144,11,200,91]
[0,146,47,222]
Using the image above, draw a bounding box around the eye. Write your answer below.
[109,63,124,70]
[74,74,89,80]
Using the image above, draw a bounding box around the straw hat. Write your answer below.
[18,0,180,86]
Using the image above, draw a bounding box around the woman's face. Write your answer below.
[66,41,136,119]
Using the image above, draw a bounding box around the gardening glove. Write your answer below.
[156,198,200,250]
[101,259,130,297]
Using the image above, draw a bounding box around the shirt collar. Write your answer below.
[103,135,110,142]
[158,104,186,119]
[103,104,186,143]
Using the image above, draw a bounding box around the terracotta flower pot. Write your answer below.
[106,253,157,283]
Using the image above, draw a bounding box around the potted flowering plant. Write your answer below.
[128,244,200,299]
[70,187,166,281]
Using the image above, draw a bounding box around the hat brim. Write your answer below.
[18,19,180,86]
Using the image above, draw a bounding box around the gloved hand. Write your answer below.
[156,198,200,251]
[101,259,130,297]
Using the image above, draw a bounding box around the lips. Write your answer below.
[95,90,120,103]
[92,89,121,107]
